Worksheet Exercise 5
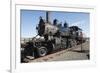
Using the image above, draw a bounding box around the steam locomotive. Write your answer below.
[21,12,85,60]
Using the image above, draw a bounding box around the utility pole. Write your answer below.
[80,31,83,52]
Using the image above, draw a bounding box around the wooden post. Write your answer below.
[80,31,83,52]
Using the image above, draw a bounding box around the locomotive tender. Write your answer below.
[21,12,84,60]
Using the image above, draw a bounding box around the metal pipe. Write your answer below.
[46,11,50,23]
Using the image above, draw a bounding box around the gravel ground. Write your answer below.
[29,41,89,62]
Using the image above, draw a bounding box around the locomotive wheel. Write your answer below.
[69,39,77,47]
[37,47,48,57]
[47,43,55,54]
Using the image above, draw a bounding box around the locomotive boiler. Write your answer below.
[21,12,85,61]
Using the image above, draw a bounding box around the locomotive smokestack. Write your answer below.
[46,11,50,23]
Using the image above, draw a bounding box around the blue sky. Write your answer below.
[21,10,90,38]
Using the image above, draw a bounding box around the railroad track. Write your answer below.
[23,41,89,63]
